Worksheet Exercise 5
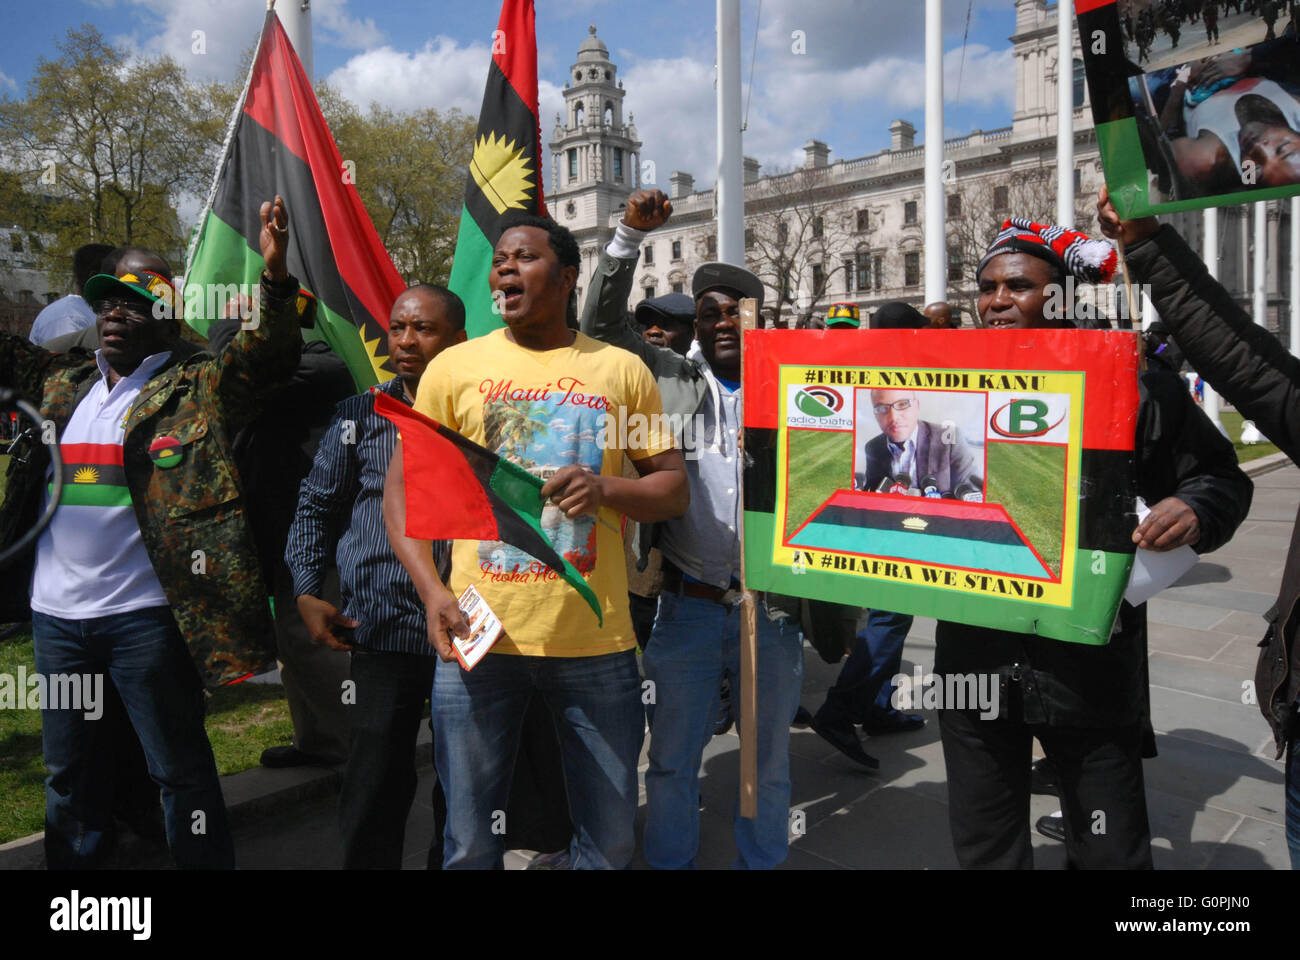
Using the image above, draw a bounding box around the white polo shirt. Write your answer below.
[30,351,172,620]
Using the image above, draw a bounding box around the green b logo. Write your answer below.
[989,398,1064,439]
[1009,399,1049,435]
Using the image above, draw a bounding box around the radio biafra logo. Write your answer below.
[793,387,844,418]
[989,397,1065,439]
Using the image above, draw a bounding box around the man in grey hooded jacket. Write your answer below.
[581,189,804,869]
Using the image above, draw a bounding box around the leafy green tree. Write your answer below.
[0,25,205,276]
[317,85,475,285]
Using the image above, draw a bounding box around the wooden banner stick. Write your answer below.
[1114,234,1140,329]
[738,296,759,820]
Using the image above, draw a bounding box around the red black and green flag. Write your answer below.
[449,0,546,339]
[184,10,403,388]
[51,443,130,508]
[372,389,602,624]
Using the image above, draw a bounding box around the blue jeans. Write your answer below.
[432,649,643,869]
[819,609,914,726]
[32,606,234,869]
[642,592,804,869]
[1287,728,1300,869]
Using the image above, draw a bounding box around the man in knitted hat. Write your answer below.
[931,216,1251,869]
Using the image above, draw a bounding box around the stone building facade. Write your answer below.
[0,223,57,337]
[548,1,1294,331]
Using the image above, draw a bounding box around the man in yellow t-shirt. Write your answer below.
[386,213,688,869]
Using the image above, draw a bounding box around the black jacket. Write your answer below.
[1127,223,1300,756]
[935,339,1252,728]
[207,319,355,589]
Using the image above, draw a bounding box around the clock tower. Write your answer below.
[548,25,643,295]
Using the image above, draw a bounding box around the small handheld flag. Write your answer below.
[373,389,603,625]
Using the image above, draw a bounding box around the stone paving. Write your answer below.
[210,462,1297,870]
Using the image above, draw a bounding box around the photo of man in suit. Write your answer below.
[854,389,981,495]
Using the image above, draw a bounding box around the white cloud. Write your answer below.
[111,0,264,81]
[0,70,16,93]
[599,3,1016,192]
[327,37,491,114]
[312,0,384,50]
[611,37,1014,192]
[328,38,566,195]
[107,0,383,82]
[756,0,1008,71]
[621,56,717,190]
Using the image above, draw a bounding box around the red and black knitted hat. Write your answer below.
[977,218,1118,284]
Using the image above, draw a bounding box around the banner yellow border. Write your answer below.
[773,366,1085,609]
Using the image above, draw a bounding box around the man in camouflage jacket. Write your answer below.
[0,197,300,868]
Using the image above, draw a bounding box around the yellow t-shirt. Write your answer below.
[414,328,674,657]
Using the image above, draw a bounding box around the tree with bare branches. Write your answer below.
[945,164,1097,325]
[742,164,855,327]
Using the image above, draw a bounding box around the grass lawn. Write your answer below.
[0,627,292,845]
[985,442,1066,579]
[1218,409,1280,464]
[784,429,855,540]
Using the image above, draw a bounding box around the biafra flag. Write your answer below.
[372,389,603,625]
[184,10,403,388]
[449,0,546,339]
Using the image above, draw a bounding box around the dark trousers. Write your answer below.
[628,592,658,650]
[938,706,1153,869]
[339,650,444,869]
[101,677,164,833]
[819,609,913,725]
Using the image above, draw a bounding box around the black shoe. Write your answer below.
[259,745,338,768]
[810,710,880,770]
[862,709,925,735]
[1035,812,1065,843]
[115,805,166,846]
[792,705,814,727]
[1030,757,1059,796]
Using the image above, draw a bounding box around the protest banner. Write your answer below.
[1077,0,1300,218]
[742,328,1141,645]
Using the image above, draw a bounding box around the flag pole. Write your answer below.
[1056,0,1074,228]
[1114,235,1140,327]
[1202,207,1227,436]
[274,0,313,83]
[738,295,759,820]
[924,0,946,306]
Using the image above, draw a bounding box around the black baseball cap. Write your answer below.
[869,302,929,330]
[635,293,695,329]
[692,261,764,311]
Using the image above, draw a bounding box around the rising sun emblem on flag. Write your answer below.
[73,467,99,484]
[470,131,535,215]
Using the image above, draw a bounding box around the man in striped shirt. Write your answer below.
[286,284,464,869]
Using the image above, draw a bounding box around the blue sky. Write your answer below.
[0,0,1025,192]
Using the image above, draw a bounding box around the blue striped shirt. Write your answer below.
[285,376,449,656]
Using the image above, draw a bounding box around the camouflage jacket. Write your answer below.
[0,272,302,686]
